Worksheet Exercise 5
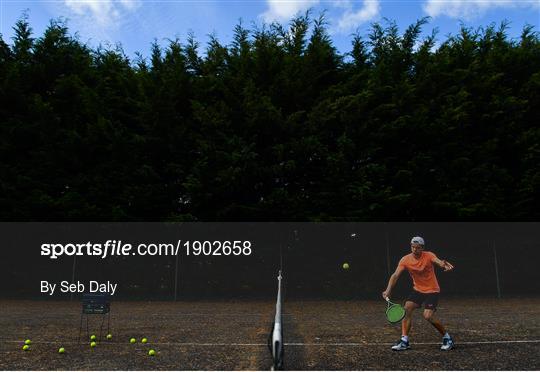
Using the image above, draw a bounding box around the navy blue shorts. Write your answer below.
[406,290,439,310]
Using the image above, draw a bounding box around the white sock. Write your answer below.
[401,335,409,342]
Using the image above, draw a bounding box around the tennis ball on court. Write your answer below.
[90,335,96,341]
[106,334,112,340]
[130,338,136,344]
[342,262,350,270]
[148,349,156,356]
[142,338,148,344]
[90,341,97,348]
[22,345,30,351]
[24,339,31,345]
[58,347,65,354]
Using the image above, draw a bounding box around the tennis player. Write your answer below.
[382,236,455,351]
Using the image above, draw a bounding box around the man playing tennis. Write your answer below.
[382,236,455,351]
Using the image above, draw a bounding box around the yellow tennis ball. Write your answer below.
[130,338,136,344]
[342,262,350,270]
[142,338,148,343]
[90,335,96,341]
[106,334,112,340]
[24,339,31,345]
[90,341,97,348]
[148,349,156,356]
[58,347,65,354]
[22,345,30,351]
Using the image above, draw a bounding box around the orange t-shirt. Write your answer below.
[398,251,440,293]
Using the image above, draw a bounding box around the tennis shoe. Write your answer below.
[391,339,410,351]
[441,335,454,351]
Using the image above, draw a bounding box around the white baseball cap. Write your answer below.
[411,236,425,245]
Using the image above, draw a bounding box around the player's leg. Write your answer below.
[402,301,418,337]
[423,294,454,351]
[392,300,418,351]
[422,309,446,335]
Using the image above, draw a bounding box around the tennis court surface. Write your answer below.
[1,298,539,370]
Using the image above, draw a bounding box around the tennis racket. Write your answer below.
[385,297,405,323]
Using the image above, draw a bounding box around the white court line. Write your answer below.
[3,340,540,346]
[286,340,540,346]
[1,340,268,346]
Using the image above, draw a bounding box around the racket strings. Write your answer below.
[386,305,406,323]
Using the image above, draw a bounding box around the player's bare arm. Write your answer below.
[382,266,404,299]
[433,257,454,272]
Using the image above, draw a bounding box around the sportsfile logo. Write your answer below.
[40,240,180,259]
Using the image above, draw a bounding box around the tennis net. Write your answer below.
[268,270,284,370]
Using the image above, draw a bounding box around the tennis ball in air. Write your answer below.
[58,347,65,354]
[342,262,350,270]
[106,334,112,340]
[90,335,96,341]
[22,345,30,351]
[130,338,136,344]
[90,341,97,348]
[24,339,31,345]
[148,349,156,356]
[141,338,148,344]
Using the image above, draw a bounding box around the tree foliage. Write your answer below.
[1,15,539,220]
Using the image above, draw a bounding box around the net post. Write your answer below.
[493,240,501,299]
[174,253,179,301]
[385,223,391,277]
